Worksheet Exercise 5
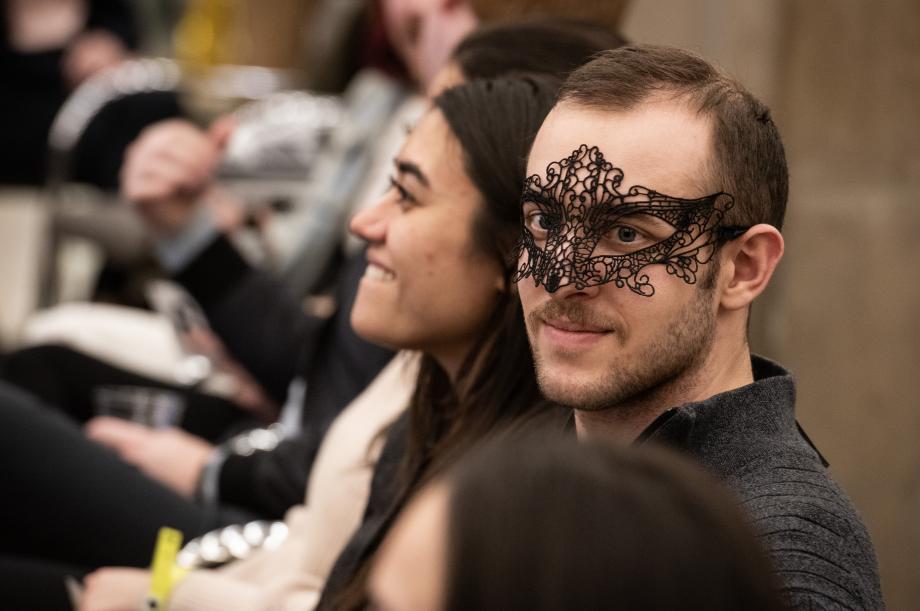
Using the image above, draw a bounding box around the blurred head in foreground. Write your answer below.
[369,436,786,611]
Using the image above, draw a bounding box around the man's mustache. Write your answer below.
[527,299,621,335]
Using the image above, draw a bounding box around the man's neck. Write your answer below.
[575,338,755,443]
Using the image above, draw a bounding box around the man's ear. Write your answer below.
[718,224,784,311]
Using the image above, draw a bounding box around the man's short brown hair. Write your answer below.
[558,44,788,230]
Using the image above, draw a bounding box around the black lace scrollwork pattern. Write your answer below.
[513,144,742,296]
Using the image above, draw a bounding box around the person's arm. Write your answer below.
[738,459,884,610]
[79,567,149,611]
[171,234,327,404]
[168,571,301,611]
[211,265,395,517]
[759,514,882,610]
[120,120,392,516]
[120,117,322,403]
[76,566,319,611]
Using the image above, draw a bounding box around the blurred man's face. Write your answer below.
[380,0,475,86]
[380,0,428,57]
[517,99,723,411]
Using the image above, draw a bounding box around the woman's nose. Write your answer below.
[349,197,390,243]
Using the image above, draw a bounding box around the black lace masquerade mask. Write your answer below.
[513,144,748,296]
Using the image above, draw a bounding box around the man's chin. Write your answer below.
[536,366,613,411]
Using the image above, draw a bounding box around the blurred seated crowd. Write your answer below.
[0,0,884,610]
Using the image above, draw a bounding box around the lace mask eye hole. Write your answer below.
[614,226,638,243]
[522,202,561,245]
[592,213,677,257]
[513,145,735,296]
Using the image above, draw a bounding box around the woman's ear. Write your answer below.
[718,224,785,311]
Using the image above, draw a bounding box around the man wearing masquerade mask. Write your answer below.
[517,46,884,609]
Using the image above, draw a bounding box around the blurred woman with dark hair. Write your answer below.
[371,436,787,611]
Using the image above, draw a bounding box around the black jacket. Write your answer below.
[176,235,393,518]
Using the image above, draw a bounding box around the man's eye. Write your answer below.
[615,226,637,243]
[537,214,552,229]
[526,212,557,233]
[592,223,653,257]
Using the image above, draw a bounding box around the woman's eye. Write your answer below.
[389,176,416,207]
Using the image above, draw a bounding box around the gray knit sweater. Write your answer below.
[642,355,884,610]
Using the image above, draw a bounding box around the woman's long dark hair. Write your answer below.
[403,76,562,485]
[445,436,786,611]
[330,76,560,611]
[330,20,629,607]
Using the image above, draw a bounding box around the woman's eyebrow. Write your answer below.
[394,159,430,187]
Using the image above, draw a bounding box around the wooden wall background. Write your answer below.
[623,1,920,607]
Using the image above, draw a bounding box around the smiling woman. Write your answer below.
[319,75,563,611]
[0,19,628,611]
[350,107,505,379]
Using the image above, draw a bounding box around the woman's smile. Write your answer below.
[364,262,397,283]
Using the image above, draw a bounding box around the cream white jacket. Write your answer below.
[168,352,418,611]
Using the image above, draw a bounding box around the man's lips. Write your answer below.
[543,317,610,333]
[541,317,612,349]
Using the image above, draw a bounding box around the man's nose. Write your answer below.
[542,239,601,299]
[549,276,602,300]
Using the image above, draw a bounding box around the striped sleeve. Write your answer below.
[734,461,884,610]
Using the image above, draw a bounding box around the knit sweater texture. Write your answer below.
[641,355,883,610]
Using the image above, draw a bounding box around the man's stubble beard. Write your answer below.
[527,283,717,413]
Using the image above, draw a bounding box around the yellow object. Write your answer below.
[147,527,188,609]
[174,0,235,66]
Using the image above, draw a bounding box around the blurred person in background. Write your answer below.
[515,45,883,609]
[77,73,560,611]
[0,20,624,611]
[369,436,786,611]
[0,0,181,187]
[2,0,625,542]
